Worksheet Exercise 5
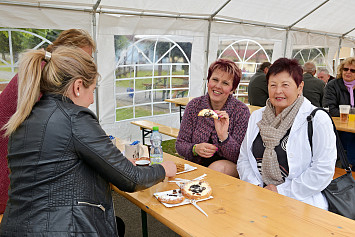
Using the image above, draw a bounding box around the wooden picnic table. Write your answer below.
[112,140,355,237]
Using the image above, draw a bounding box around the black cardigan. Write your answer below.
[323,78,354,116]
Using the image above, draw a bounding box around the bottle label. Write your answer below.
[150,153,163,165]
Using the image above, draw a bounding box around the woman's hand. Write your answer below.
[195,143,218,158]
[128,158,136,166]
[264,184,278,193]
[214,110,229,142]
[160,160,177,177]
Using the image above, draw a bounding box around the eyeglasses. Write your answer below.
[343,67,355,73]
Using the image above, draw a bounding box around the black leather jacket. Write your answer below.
[323,78,353,116]
[0,94,165,237]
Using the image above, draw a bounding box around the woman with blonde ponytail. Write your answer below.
[0,46,176,237]
[0,29,95,217]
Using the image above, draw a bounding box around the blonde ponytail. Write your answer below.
[4,46,98,137]
[4,49,45,136]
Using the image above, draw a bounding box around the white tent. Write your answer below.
[1,0,355,141]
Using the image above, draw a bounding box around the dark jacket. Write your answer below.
[323,78,354,117]
[248,69,268,107]
[0,94,165,237]
[302,73,325,107]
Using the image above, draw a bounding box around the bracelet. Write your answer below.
[192,144,198,156]
[218,132,229,143]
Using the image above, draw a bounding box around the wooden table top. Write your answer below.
[112,149,355,236]
[164,97,194,106]
[131,120,179,138]
[247,105,262,113]
[332,117,355,133]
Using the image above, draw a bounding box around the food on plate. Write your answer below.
[175,163,185,173]
[135,157,150,161]
[157,189,185,204]
[198,109,218,119]
[181,180,212,200]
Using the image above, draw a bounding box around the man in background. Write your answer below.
[248,62,271,107]
[317,68,335,84]
[302,61,325,107]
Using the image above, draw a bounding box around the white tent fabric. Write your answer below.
[1,0,354,141]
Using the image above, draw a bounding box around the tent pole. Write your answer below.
[283,29,289,57]
[287,0,329,29]
[204,19,212,95]
[335,37,342,74]
[203,0,231,94]
[93,0,101,119]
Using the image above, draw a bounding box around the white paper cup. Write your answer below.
[339,105,350,123]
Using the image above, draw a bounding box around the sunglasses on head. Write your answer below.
[343,67,355,73]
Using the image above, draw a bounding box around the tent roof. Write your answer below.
[3,0,354,40]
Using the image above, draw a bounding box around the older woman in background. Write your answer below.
[176,59,250,177]
[238,58,336,210]
[323,57,355,170]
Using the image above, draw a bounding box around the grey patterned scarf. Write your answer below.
[257,96,304,186]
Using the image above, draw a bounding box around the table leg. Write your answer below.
[179,105,182,123]
[142,128,152,145]
[179,105,186,123]
[141,210,148,237]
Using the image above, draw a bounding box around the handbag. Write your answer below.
[307,108,355,219]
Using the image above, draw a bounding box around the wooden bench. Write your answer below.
[131,120,179,145]
[333,167,355,179]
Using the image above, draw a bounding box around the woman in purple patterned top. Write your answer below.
[176,59,250,177]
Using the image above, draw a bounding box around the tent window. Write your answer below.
[114,35,192,122]
[292,47,332,75]
[0,28,60,83]
[218,38,273,104]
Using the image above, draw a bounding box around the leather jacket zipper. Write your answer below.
[78,201,106,212]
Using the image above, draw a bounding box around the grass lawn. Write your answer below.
[115,107,167,121]
[161,139,183,158]
[115,70,188,90]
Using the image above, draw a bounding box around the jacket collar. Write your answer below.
[42,93,74,104]
[290,98,314,132]
[303,73,315,80]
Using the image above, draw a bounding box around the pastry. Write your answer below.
[175,163,185,173]
[181,180,212,200]
[198,109,218,119]
[157,189,185,204]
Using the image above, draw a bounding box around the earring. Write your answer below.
[77,93,80,96]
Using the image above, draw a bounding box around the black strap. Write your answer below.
[307,108,351,173]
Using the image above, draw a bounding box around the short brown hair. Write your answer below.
[46,29,96,52]
[207,59,242,92]
[267,58,303,87]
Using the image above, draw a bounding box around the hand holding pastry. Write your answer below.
[213,110,229,142]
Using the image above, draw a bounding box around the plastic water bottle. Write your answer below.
[150,126,163,165]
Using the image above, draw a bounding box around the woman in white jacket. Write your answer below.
[237,58,336,210]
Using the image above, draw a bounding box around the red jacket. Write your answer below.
[0,75,18,214]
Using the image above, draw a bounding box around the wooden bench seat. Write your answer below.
[131,120,179,145]
[333,167,355,179]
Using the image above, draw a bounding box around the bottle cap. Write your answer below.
[152,126,159,131]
